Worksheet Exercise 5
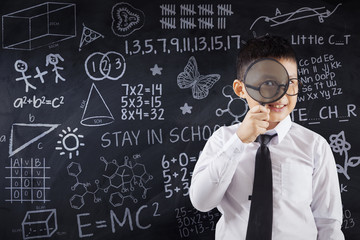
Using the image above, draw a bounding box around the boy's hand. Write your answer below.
[236,105,270,143]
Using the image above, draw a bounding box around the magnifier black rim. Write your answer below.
[243,57,290,104]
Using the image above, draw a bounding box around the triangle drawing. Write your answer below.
[79,23,104,51]
[9,123,60,157]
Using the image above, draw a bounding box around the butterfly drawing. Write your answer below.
[177,56,221,100]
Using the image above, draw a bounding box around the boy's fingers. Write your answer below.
[250,105,269,113]
[252,111,270,121]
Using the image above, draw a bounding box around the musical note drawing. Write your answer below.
[250,3,342,30]
[177,56,220,100]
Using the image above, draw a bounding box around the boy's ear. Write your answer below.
[233,79,245,98]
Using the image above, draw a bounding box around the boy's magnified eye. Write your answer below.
[262,80,277,86]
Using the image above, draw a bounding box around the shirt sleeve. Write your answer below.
[311,136,344,240]
[189,126,246,212]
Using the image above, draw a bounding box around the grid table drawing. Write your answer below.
[6,158,50,203]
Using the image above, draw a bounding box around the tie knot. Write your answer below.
[256,134,277,146]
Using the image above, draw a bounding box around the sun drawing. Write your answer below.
[56,127,85,159]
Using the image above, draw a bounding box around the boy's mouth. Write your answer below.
[270,104,285,109]
[268,104,287,111]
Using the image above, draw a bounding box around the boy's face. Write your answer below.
[233,58,298,129]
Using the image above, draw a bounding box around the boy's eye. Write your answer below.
[263,80,276,86]
[289,79,298,85]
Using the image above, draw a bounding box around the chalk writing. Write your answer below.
[291,104,357,124]
[121,83,164,120]
[124,35,241,55]
[84,51,126,81]
[77,203,160,238]
[161,153,199,199]
[343,209,356,229]
[298,54,344,102]
[13,95,65,109]
[175,207,219,238]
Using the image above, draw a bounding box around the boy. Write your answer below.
[189,35,344,240]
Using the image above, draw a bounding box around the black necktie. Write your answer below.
[246,134,277,240]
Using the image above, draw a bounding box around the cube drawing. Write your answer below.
[2,2,76,50]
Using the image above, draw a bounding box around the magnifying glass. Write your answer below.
[243,58,289,105]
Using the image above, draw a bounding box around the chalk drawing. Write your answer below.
[22,209,57,239]
[180,103,193,115]
[45,53,65,83]
[14,60,36,92]
[9,123,60,157]
[34,67,48,84]
[55,127,85,159]
[177,56,220,100]
[160,4,233,30]
[216,85,248,124]
[6,157,50,203]
[84,51,126,81]
[67,155,153,209]
[79,23,104,51]
[80,83,115,127]
[250,3,342,30]
[150,64,163,76]
[2,2,76,51]
[111,2,145,37]
[330,131,360,180]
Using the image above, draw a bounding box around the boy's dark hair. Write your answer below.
[236,35,297,80]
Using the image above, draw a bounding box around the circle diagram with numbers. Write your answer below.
[85,51,126,81]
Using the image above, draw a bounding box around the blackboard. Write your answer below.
[0,0,359,239]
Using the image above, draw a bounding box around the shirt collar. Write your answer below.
[265,115,292,145]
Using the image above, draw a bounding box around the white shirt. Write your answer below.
[189,116,344,240]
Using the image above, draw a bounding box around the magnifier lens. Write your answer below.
[244,58,289,104]
[259,81,278,98]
